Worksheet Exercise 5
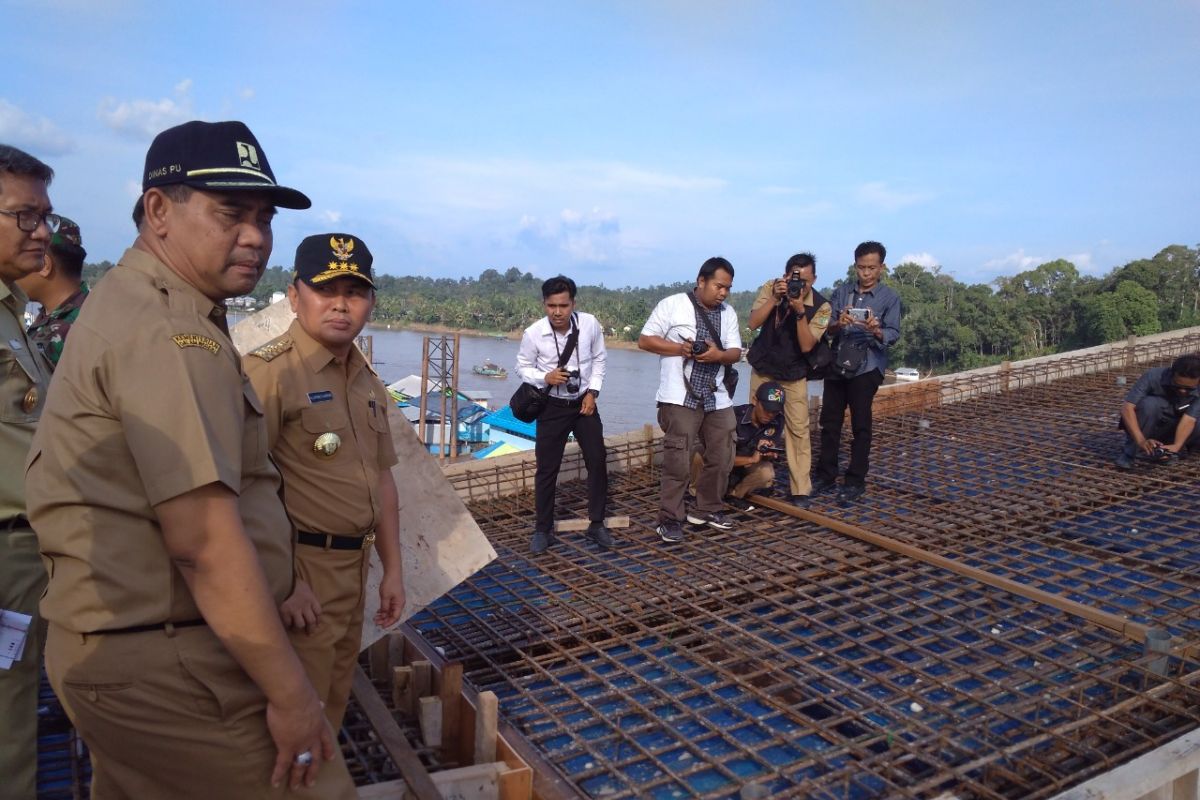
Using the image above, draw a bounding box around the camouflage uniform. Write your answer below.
[27,281,89,365]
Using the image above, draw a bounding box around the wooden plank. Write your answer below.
[439,662,463,761]
[419,696,443,748]
[350,665,443,800]
[474,691,497,764]
[392,666,413,716]
[497,763,532,800]
[369,636,391,681]
[430,762,502,800]
[398,623,575,800]
[387,631,407,670]
[356,779,408,799]
[1050,727,1200,799]
[412,659,433,700]
[553,515,630,532]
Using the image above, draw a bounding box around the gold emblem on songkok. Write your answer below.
[326,236,359,273]
[22,386,39,414]
[313,432,342,458]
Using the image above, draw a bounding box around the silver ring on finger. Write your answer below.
[294,750,313,766]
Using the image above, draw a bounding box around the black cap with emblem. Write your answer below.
[293,233,375,289]
[142,120,311,209]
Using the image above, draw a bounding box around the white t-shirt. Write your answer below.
[640,292,742,408]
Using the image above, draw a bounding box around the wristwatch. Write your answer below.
[587,389,600,399]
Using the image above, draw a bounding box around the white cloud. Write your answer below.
[320,210,343,225]
[856,181,932,212]
[239,87,256,101]
[0,100,73,155]
[98,80,195,139]
[760,185,803,195]
[519,207,620,263]
[1064,251,1095,273]
[984,248,1043,272]
[899,251,940,269]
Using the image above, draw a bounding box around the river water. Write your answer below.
[363,325,820,435]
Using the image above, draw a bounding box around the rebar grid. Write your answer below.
[413,338,1200,799]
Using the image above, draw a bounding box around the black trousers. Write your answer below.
[817,369,884,487]
[534,399,608,533]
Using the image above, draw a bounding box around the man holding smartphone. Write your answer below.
[814,241,901,504]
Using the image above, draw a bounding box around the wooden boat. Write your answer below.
[472,361,508,378]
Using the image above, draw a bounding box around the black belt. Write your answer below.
[2,515,30,532]
[297,530,376,550]
[546,395,583,408]
[92,619,207,636]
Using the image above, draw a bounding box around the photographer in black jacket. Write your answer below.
[745,253,832,507]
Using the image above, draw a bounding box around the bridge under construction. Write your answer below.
[38,328,1200,799]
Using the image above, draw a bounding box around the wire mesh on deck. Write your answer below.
[414,339,1200,799]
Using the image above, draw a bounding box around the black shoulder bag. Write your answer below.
[509,316,580,422]
[687,292,740,400]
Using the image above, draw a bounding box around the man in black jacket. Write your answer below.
[745,253,832,507]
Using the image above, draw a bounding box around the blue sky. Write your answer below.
[4,1,1198,290]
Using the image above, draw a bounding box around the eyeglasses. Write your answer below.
[0,209,62,234]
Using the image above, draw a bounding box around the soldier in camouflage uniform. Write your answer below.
[16,215,89,366]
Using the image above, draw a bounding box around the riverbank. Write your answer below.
[369,319,646,351]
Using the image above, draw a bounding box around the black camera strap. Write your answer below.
[548,313,581,397]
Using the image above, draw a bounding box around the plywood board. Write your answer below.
[231,301,498,653]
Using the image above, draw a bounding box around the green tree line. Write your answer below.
[81,244,1198,375]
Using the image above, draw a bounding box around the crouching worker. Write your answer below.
[1116,353,1200,469]
[245,234,405,730]
[693,381,786,512]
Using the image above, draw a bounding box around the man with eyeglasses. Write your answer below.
[1115,354,1200,469]
[25,122,356,798]
[0,143,56,800]
[814,241,901,505]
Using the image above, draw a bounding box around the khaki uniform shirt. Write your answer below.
[751,277,833,342]
[1,279,51,519]
[245,319,397,536]
[25,248,294,633]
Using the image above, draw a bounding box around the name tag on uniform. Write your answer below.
[8,339,23,350]
[307,390,334,405]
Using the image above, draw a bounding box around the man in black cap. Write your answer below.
[27,121,357,797]
[16,215,89,366]
[245,234,405,732]
[708,381,787,512]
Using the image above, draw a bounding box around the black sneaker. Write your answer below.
[530,530,554,554]
[789,494,811,509]
[1114,452,1134,470]
[586,521,613,549]
[836,484,866,505]
[725,495,755,512]
[657,520,684,543]
[687,511,734,531]
[811,477,838,495]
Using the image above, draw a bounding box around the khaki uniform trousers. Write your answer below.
[750,371,813,496]
[45,622,357,800]
[290,543,371,730]
[0,527,47,800]
[689,453,775,499]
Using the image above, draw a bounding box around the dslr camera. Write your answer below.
[565,369,581,394]
[786,272,808,299]
[847,307,871,323]
[691,340,710,357]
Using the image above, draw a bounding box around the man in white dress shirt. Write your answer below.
[516,275,610,553]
